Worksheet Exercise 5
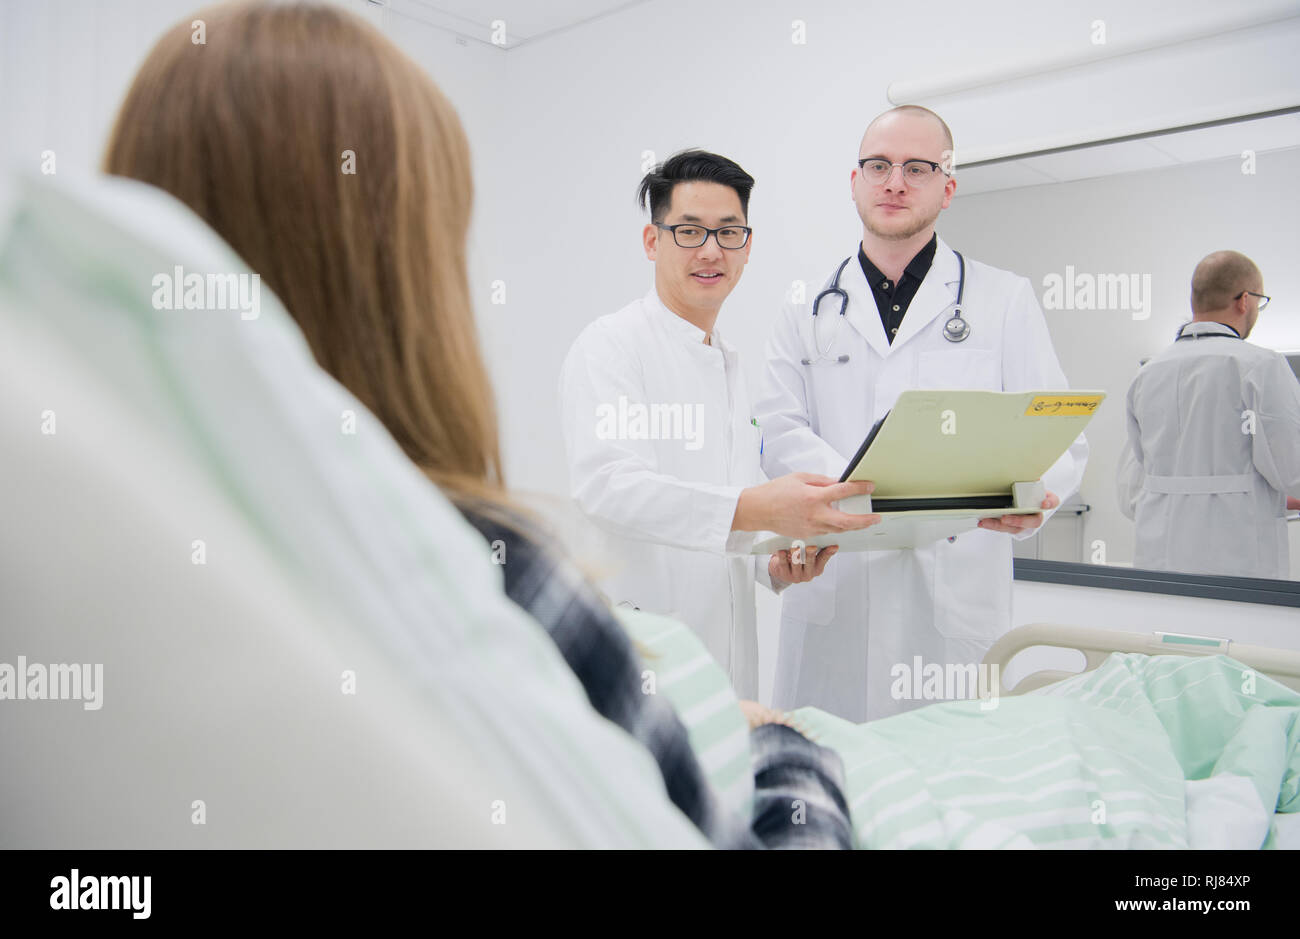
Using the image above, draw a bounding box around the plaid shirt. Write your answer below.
[463,510,851,850]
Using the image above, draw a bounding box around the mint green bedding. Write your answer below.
[795,653,1299,848]
[621,605,1300,849]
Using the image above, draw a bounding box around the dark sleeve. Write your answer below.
[462,510,852,850]
[750,723,853,849]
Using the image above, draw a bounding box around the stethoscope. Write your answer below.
[801,249,968,365]
[1175,321,1241,341]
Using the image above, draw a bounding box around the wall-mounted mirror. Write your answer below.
[940,108,1300,584]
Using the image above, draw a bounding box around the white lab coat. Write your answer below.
[559,287,770,699]
[1117,320,1300,578]
[756,237,1088,722]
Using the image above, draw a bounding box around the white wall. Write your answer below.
[1014,579,1300,647]
[0,0,506,287]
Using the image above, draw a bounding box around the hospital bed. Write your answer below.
[985,622,1300,694]
[622,602,1300,849]
[806,630,1300,849]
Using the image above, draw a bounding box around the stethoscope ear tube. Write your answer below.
[805,257,854,364]
[810,257,854,319]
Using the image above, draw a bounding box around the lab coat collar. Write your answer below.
[890,235,961,352]
[644,286,732,353]
[1176,319,1241,341]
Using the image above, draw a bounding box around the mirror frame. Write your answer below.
[961,105,1300,602]
[1015,559,1300,608]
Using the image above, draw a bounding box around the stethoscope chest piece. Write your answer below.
[943,308,970,343]
[942,250,970,342]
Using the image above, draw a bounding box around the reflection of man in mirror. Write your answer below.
[1118,250,1300,578]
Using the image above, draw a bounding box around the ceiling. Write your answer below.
[956,110,1300,195]
[379,0,652,49]
[368,2,1300,191]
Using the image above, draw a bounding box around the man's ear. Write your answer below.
[643,223,658,261]
[941,175,957,209]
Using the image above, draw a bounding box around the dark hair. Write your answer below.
[636,149,755,223]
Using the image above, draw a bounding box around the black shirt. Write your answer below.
[858,234,937,344]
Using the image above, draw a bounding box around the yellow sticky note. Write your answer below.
[1024,394,1104,416]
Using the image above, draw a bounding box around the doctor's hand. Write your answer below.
[769,544,838,588]
[734,473,881,539]
[977,490,1060,534]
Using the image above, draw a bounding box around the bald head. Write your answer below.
[860,106,954,163]
[1191,251,1261,315]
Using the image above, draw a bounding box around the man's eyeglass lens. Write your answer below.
[859,159,942,183]
[668,225,751,249]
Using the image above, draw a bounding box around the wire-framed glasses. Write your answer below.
[856,158,949,184]
[1235,290,1270,311]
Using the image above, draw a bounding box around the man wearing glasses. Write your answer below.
[559,149,879,700]
[1118,250,1300,578]
[755,106,1088,722]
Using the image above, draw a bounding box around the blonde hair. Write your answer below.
[103,1,506,512]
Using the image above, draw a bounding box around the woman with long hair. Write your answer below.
[103,0,850,849]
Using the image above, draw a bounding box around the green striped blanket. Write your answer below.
[620,607,1300,849]
[616,609,754,821]
[798,653,1299,848]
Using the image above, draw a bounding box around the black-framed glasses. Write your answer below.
[655,222,752,250]
[856,158,950,184]
[1235,290,1270,311]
